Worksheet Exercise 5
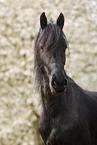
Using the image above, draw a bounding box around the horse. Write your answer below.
[34,12,97,145]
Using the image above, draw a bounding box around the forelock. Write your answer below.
[37,23,68,52]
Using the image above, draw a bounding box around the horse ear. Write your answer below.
[56,13,64,29]
[40,12,47,29]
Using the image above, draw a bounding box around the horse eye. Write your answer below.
[40,44,44,50]
[40,46,44,50]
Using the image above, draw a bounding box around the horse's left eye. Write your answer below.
[40,44,44,50]
[40,46,44,50]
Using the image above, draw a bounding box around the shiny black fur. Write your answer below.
[34,12,97,145]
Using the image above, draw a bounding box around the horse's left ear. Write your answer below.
[56,13,64,29]
[40,12,47,29]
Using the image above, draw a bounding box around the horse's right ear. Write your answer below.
[40,12,47,29]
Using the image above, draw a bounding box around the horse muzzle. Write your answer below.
[50,74,67,95]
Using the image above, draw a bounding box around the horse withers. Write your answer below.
[34,12,97,145]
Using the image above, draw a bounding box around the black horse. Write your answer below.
[34,12,97,145]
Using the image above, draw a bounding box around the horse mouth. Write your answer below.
[50,86,67,96]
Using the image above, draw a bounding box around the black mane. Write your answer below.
[35,23,68,52]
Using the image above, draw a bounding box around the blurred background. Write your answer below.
[0,0,97,145]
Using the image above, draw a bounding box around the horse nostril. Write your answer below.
[51,78,67,90]
[51,76,67,95]
[52,80,57,89]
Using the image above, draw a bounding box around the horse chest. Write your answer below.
[39,113,82,145]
